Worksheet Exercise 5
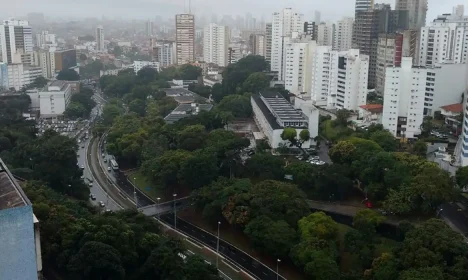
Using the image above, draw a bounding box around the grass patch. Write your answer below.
[128,170,169,202]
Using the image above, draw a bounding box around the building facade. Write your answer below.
[38,50,55,78]
[309,48,369,111]
[38,80,72,117]
[54,49,77,72]
[203,23,229,67]
[265,23,273,64]
[133,60,161,74]
[7,64,42,91]
[419,22,466,66]
[251,91,316,148]
[176,14,195,65]
[152,40,176,67]
[375,30,418,94]
[0,19,33,64]
[35,31,56,49]
[95,26,105,52]
[383,58,468,138]
[249,34,266,57]
[395,0,427,30]
[317,22,333,46]
[0,63,8,90]
[271,8,304,81]
[333,17,354,51]
[284,36,316,95]
[355,0,374,14]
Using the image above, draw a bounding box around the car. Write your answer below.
[104,158,108,163]
[312,156,320,160]
[81,145,85,148]
[89,194,96,200]
[89,183,93,187]
[99,201,105,207]
[87,178,93,182]
[80,175,85,180]
[105,209,112,213]
[80,165,85,169]
[107,167,111,171]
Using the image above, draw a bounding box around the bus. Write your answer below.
[110,159,119,171]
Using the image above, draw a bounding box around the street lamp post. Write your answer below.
[156,197,161,220]
[173,193,177,230]
[276,259,281,280]
[133,177,138,209]
[216,221,221,268]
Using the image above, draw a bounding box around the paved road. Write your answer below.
[160,214,286,280]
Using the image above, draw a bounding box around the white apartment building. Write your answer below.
[355,0,374,13]
[0,19,33,64]
[333,17,354,51]
[95,26,105,52]
[203,23,229,67]
[310,48,369,111]
[265,23,273,64]
[0,63,8,90]
[7,64,42,91]
[176,14,195,65]
[146,20,153,37]
[383,58,468,138]
[317,22,333,46]
[432,11,468,64]
[283,36,316,95]
[38,50,55,79]
[36,31,56,48]
[419,22,466,66]
[153,41,176,67]
[271,8,304,81]
[133,60,160,74]
[38,81,72,117]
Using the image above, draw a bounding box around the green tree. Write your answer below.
[334,109,351,126]
[370,130,397,152]
[297,212,339,241]
[57,69,80,81]
[304,251,341,280]
[142,150,192,188]
[112,46,123,57]
[242,72,270,93]
[244,216,297,258]
[178,64,202,80]
[420,116,433,137]
[455,166,468,188]
[102,104,122,125]
[179,150,219,190]
[353,209,385,239]
[215,94,252,118]
[399,267,444,280]
[64,102,87,119]
[185,255,222,280]
[177,125,207,151]
[137,67,159,84]
[280,128,310,151]
[129,99,147,116]
[67,241,125,280]
[328,140,356,164]
[412,140,428,157]
[245,153,285,180]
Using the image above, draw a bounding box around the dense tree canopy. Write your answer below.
[57,69,80,81]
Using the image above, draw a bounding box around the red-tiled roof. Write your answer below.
[440,103,463,113]
[359,104,383,113]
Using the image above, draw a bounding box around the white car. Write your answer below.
[99,201,105,207]
[107,167,111,171]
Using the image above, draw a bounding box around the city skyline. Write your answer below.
[3,0,464,23]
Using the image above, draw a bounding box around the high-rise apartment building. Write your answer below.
[271,8,304,81]
[283,36,316,95]
[265,23,273,65]
[0,19,33,64]
[38,50,55,78]
[175,14,195,65]
[203,23,229,67]
[395,0,427,30]
[419,22,466,66]
[146,20,153,37]
[382,58,468,138]
[308,47,369,110]
[36,31,56,49]
[54,49,77,72]
[317,22,333,46]
[375,30,417,93]
[152,40,176,67]
[355,0,374,14]
[353,4,409,88]
[95,26,105,52]
[333,17,354,51]
[249,34,266,57]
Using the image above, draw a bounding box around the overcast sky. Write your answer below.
[3,0,464,22]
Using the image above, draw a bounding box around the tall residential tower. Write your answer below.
[175,14,195,65]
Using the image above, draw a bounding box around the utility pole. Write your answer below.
[216,221,221,268]
[173,193,178,230]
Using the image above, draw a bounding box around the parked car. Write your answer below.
[99,201,105,207]
[107,167,111,171]
[88,183,93,187]
[89,194,96,200]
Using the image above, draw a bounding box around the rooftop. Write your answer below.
[164,103,213,124]
[359,104,384,114]
[163,88,208,104]
[252,91,307,130]
[440,103,463,113]
[0,159,30,210]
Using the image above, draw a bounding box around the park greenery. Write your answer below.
[0,54,464,279]
[94,55,468,279]
[64,87,97,119]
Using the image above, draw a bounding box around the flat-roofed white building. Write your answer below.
[251,91,318,148]
[38,80,72,117]
[133,60,160,74]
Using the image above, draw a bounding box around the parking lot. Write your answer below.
[36,120,83,137]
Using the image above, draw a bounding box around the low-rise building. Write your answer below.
[251,91,318,149]
[358,104,384,123]
[164,103,214,124]
[440,103,463,135]
[133,60,160,74]
[0,158,42,279]
[37,80,72,117]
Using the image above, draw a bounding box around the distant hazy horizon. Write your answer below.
[3,0,464,23]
